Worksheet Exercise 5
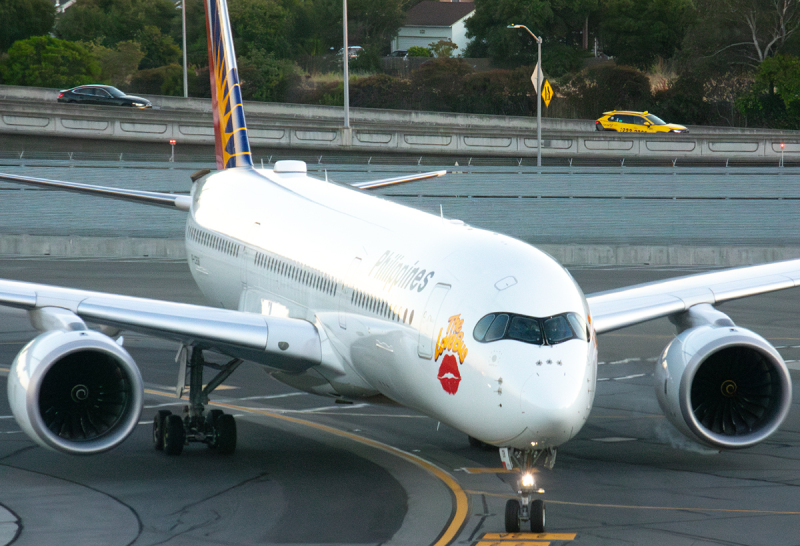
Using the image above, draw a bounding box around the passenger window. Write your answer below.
[508,316,543,344]
[544,316,572,344]
[485,314,509,342]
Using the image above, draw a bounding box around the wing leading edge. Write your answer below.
[587,259,800,334]
[0,278,321,373]
[0,173,192,211]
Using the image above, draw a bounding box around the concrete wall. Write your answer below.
[3,234,797,267]
[2,84,800,160]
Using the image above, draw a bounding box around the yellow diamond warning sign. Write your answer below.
[542,79,553,108]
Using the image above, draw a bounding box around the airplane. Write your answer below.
[1,0,798,535]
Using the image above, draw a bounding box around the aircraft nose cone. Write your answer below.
[519,358,586,444]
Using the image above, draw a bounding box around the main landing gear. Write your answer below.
[152,346,242,456]
[499,446,556,533]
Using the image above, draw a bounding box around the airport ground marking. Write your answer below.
[145,388,469,546]
[468,490,800,515]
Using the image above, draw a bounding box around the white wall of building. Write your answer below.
[392,13,473,55]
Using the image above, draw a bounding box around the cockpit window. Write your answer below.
[474,311,588,345]
[485,314,509,342]
[543,316,572,343]
[473,314,495,341]
[508,316,543,344]
[566,313,589,341]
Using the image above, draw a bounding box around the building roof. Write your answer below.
[405,1,475,27]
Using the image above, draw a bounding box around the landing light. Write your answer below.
[521,473,535,487]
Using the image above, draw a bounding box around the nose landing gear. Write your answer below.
[152,346,242,456]
[499,446,556,533]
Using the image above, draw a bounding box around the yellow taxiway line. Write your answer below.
[469,490,800,516]
[145,388,469,545]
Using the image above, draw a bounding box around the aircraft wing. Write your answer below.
[586,259,800,334]
[0,278,321,373]
[0,173,192,211]
[351,170,447,189]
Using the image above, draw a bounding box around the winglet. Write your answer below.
[205,0,253,170]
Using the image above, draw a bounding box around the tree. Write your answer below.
[228,0,294,59]
[237,48,300,102]
[0,0,55,52]
[347,0,406,52]
[55,0,179,58]
[464,0,600,70]
[682,0,800,72]
[599,0,697,68]
[737,53,800,127]
[0,36,100,88]
[136,25,181,70]
[88,40,145,87]
[465,0,554,64]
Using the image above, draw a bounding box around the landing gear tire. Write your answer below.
[163,414,185,456]
[153,410,172,451]
[505,499,521,533]
[214,414,237,454]
[530,499,546,533]
[206,409,223,427]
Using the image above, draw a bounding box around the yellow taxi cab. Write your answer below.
[595,110,688,133]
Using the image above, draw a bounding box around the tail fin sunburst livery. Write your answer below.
[205,0,253,170]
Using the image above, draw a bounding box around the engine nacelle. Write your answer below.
[7,329,144,455]
[656,320,792,449]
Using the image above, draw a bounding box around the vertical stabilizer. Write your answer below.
[205,0,253,170]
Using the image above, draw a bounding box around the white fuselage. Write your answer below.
[184,167,598,450]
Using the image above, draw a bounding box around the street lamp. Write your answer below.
[508,24,542,167]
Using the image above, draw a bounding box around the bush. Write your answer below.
[653,71,711,126]
[407,46,430,57]
[457,69,532,116]
[126,63,183,96]
[408,58,473,111]
[349,47,382,73]
[560,65,652,119]
[350,73,409,109]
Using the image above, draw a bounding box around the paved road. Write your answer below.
[0,258,799,545]
[1,161,800,248]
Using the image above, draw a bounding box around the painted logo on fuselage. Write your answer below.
[368,251,435,293]
[434,314,468,395]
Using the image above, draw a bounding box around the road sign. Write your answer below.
[530,61,543,94]
[542,79,553,108]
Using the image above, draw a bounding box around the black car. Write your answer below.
[57,85,152,108]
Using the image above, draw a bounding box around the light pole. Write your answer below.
[182,0,188,98]
[508,24,542,167]
[343,0,350,134]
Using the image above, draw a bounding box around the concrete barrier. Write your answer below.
[0,235,185,259]
[2,234,797,267]
[2,84,800,160]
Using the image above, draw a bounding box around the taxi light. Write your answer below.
[521,473,535,487]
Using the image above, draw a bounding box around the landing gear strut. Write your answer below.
[152,346,242,456]
[499,446,556,533]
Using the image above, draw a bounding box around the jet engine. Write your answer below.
[7,329,144,455]
[655,304,792,449]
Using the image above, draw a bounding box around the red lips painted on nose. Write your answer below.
[437,354,461,395]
